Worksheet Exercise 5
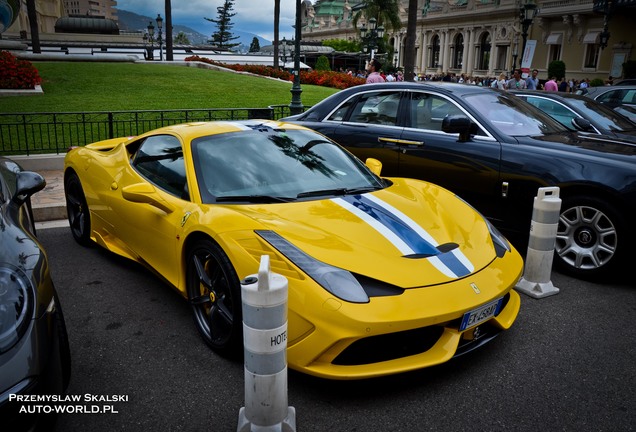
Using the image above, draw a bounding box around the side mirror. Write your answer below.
[12,171,46,206]
[442,115,475,142]
[572,117,593,132]
[365,158,382,176]
[121,183,174,214]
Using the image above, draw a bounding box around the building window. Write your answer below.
[549,44,561,62]
[453,34,464,69]
[478,32,491,70]
[584,44,600,68]
[496,45,508,70]
[430,35,440,68]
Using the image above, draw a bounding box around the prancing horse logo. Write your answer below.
[470,283,481,294]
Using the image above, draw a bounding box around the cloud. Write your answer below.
[115,0,300,41]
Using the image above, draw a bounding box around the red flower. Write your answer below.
[0,51,42,89]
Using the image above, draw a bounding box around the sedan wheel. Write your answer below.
[64,172,91,246]
[187,238,242,357]
[554,197,623,278]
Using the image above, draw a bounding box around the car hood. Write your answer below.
[217,178,502,288]
[520,132,636,157]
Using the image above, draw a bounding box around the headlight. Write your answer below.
[485,219,511,258]
[256,230,370,303]
[0,264,35,354]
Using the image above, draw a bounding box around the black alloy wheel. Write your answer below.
[554,196,624,278]
[186,238,242,357]
[64,172,91,246]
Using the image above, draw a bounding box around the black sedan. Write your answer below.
[283,82,636,279]
[510,90,636,142]
[0,157,71,431]
[577,85,636,122]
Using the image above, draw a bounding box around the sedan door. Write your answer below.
[328,89,404,175]
[397,91,505,223]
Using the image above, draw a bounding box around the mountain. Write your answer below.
[116,9,270,51]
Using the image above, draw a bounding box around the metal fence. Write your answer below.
[0,105,296,156]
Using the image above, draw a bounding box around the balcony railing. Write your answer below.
[0,105,296,156]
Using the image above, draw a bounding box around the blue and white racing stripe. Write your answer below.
[333,194,474,279]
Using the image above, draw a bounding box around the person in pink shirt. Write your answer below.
[544,76,558,91]
[366,59,385,83]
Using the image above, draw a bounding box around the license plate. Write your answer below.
[459,298,503,331]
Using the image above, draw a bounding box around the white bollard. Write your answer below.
[237,255,296,432]
[515,186,561,298]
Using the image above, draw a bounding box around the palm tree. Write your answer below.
[274,0,280,69]
[352,0,401,34]
[403,0,418,81]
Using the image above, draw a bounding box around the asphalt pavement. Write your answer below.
[35,226,635,432]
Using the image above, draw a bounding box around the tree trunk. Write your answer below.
[26,0,40,54]
[165,0,174,61]
[274,0,280,69]
[403,0,418,81]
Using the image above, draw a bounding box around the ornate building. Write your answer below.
[301,0,635,81]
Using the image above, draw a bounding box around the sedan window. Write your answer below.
[409,92,465,131]
[131,135,188,199]
[521,97,577,130]
[335,91,402,126]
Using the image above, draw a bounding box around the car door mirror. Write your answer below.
[122,183,175,214]
[12,170,46,206]
[365,158,382,176]
[442,115,475,142]
[572,117,593,132]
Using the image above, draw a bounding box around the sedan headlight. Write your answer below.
[256,230,370,303]
[0,264,35,354]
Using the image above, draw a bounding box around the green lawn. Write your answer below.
[0,62,339,113]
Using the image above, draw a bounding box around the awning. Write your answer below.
[546,33,563,45]
[583,31,600,44]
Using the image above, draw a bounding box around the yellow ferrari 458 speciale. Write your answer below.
[64,120,523,380]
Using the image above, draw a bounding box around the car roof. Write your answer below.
[509,90,591,102]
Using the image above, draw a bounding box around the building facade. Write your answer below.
[301,0,635,81]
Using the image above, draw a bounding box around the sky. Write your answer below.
[115,0,301,43]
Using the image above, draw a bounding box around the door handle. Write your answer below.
[378,137,424,146]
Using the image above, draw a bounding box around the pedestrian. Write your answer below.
[544,76,558,91]
[507,69,527,90]
[497,72,508,90]
[526,69,540,90]
[558,77,569,92]
[365,59,385,83]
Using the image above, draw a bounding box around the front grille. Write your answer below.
[332,326,445,366]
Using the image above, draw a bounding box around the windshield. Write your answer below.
[566,98,636,132]
[191,126,385,203]
[463,92,567,137]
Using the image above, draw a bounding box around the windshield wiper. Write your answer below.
[296,186,379,199]
[214,195,295,203]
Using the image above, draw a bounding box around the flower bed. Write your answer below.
[185,55,365,90]
[0,50,42,89]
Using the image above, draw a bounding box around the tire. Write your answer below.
[186,238,242,357]
[554,196,625,279]
[64,171,91,246]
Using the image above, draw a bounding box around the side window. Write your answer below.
[344,91,402,126]
[409,92,463,131]
[524,97,576,130]
[131,135,188,200]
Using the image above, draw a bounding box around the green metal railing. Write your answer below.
[0,105,296,156]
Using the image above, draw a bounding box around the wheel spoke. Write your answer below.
[193,252,213,289]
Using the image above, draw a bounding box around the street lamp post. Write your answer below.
[146,21,155,60]
[519,1,538,73]
[156,14,164,62]
[289,0,303,115]
[359,18,385,61]
[280,37,288,69]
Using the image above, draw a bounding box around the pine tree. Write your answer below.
[249,37,261,53]
[204,0,240,51]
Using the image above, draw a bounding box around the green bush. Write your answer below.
[622,60,636,79]
[314,55,331,72]
[590,78,605,87]
[547,60,566,81]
